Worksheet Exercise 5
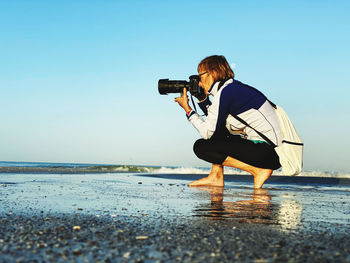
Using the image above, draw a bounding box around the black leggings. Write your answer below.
[193,135,281,170]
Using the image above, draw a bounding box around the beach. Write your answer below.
[1,171,350,262]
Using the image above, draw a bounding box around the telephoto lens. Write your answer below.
[158,79,189,95]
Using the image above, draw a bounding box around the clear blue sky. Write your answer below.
[1,0,349,172]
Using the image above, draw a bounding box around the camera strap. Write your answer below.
[190,94,198,113]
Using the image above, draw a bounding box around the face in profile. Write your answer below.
[198,70,215,95]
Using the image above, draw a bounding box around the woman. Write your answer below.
[175,55,281,188]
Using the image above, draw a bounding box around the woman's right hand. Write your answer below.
[175,88,192,112]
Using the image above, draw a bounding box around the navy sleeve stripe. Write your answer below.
[186,111,196,119]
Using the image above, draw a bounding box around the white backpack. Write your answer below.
[273,106,303,175]
[228,84,304,176]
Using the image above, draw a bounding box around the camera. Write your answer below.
[158,75,204,97]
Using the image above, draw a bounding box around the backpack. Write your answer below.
[227,83,304,176]
[273,105,303,175]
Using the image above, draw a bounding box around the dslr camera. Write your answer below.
[158,75,204,97]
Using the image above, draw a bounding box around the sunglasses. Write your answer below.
[198,71,208,80]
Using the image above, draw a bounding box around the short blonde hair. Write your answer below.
[198,55,234,82]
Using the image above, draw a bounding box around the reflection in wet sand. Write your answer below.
[193,187,278,224]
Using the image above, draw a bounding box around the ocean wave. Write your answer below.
[0,162,349,178]
[148,167,350,178]
[150,167,350,178]
[295,171,350,179]
[151,166,252,175]
[149,167,350,179]
[151,167,210,174]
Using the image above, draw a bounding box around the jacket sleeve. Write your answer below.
[187,93,225,139]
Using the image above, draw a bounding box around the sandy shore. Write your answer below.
[1,173,350,262]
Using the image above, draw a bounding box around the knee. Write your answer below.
[193,139,206,158]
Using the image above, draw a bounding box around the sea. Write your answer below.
[0,161,349,178]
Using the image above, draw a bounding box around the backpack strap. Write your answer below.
[231,114,277,148]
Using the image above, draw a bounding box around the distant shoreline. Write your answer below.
[0,166,128,174]
[1,161,349,178]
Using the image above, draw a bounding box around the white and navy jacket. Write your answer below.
[187,78,281,146]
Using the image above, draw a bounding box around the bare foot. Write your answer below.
[252,168,272,189]
[189,175,224,187]
[189,164,224,187]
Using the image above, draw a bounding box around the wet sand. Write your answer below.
[1,173,350,262]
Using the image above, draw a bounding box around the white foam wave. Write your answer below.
[271,169,350,178]
[152,167,254,175]
[151,166,350,178]
[298,171,350,179]
[151,167,210,174]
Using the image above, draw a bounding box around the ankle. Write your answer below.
[210,164,223,173]
[209,172,223,180]
[250,166,268,177]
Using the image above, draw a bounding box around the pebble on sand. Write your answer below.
[136,236,149,240]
